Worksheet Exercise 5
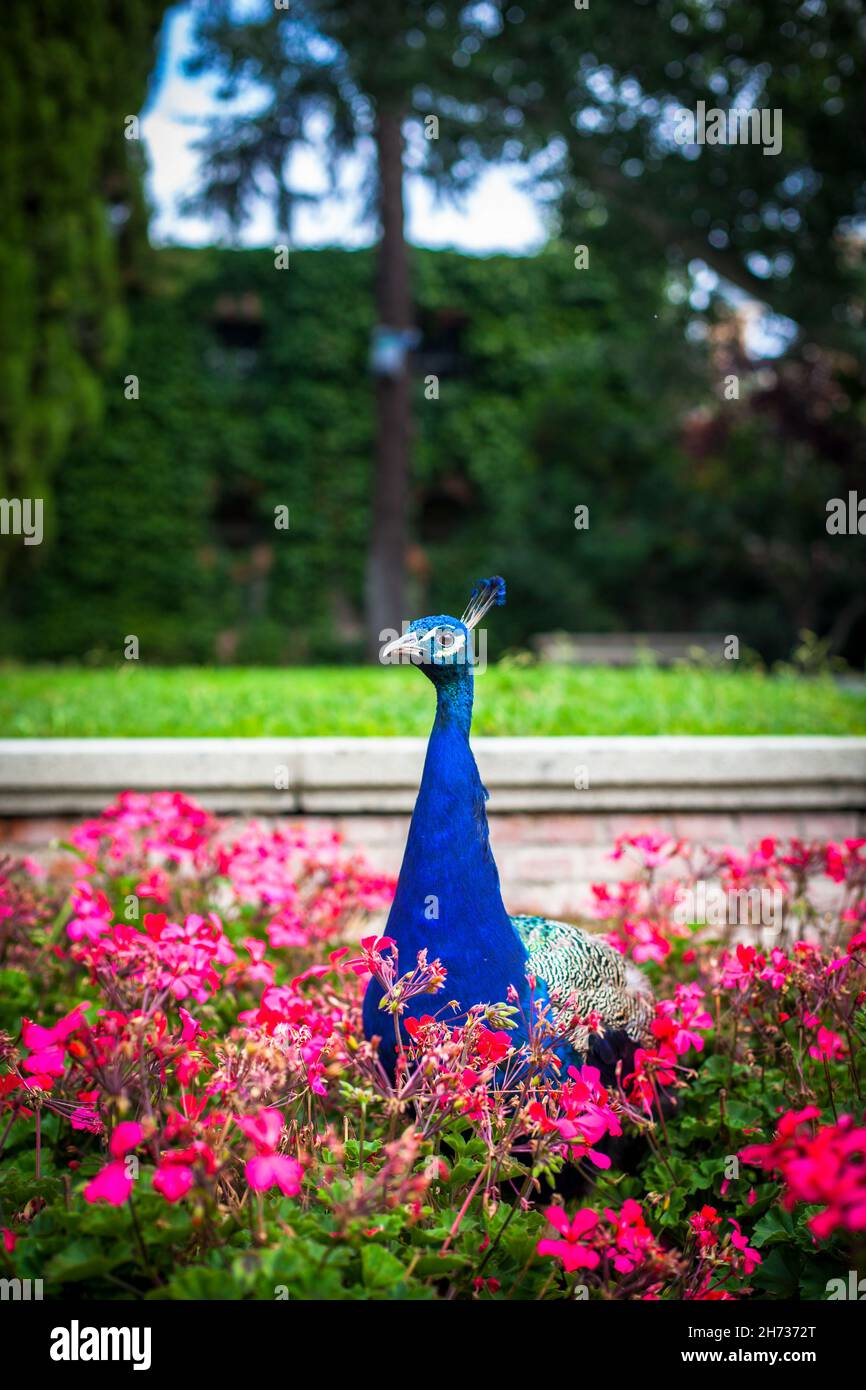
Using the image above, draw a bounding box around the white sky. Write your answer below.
[141,5,547,254]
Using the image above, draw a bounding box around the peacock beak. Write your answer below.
[380,629,425,663]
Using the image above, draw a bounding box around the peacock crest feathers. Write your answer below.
[461,576,506,630]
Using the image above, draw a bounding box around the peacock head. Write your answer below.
[380,576,506,685]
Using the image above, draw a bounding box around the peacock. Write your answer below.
[362,577,655,1088]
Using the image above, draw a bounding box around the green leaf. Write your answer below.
[361,1244,407,1290]
[751,1246,801,1298]
[44,1239,117,1284]
[412,1252,470,1277]
[750,1206,800,1248]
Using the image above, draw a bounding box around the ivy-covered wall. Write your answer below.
[3,245,858,665]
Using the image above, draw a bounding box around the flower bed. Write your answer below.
[0,794,864,1301]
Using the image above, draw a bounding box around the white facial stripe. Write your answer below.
[383,626,467,661]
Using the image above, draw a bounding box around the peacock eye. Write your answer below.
[434,629,466,660]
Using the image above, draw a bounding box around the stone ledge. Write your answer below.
[0,737,863,815]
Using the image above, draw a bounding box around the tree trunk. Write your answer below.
[365,106,413,659]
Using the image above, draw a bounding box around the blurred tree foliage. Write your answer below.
[3,0,864,666]
[182,0,580,653]
[470,2,866,649]
[477,0,866,355]
[168,0,866,662]
[0,0,170,517]
[3,244,862,666]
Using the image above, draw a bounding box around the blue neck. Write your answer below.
[363,668,533,1066]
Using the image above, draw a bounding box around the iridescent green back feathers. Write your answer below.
[511,915,655,1055]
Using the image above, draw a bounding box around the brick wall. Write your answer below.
[3,808,861,923]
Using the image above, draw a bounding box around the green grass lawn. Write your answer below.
[2,664,864,736]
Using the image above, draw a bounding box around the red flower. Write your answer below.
[689,1205,721,1250]
[741,1110,866,1238]
[344,935,396,977]
[474,1027,512,1064]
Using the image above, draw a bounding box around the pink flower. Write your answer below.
[589,880,642,919]
[109,1121,144,1157]
[236,1108,284,1152]
[70,1106,102,1133]
[728,1219,762,1275]
[689,1205,721,1250]
[236,1107,304,1198]
[848,928,866,954]
[808,1027,845,1062]
[66,880,114,943]
[344,934,397,978]
[528,1064,623,1169]
[240,936,275,986]
[741,1110,866,1238]
[151,1141,216,1203]
[610,832,684,867]
[603,1198,658,1274]
[20,1007,88,1076]
[720,943,765,992]
[84,1160,133,1206]
[474,1027,512,1065]
[153,1164,194,1202]
[760,948,792,991]
[21,1042,65,1076]
[83,1121,143,1204]
[178,1007,204,1044]
[537,1206,600,1272]
[136,868,170,904]
[246,1153,304,1197]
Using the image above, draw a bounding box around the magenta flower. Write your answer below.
[153,1164,194,1202]
[344,934,397,979]
[236,1108,284,1152]
[69,1105,102,1134]
[178,1006,204,1045]
[537,1207,600,1272]
[21,1007,88,1076]
[236,1108,304,1198]
[83,1121,143,1206]
[66,880,114,944]
[728,1219,762,1276]
[110,1121,144,1157]
[84,1160,134,1206]
[741,1109,866,1238]
[246,1153,304,1197]
[808,1026,845,1062]
[151,1141,216,1204]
